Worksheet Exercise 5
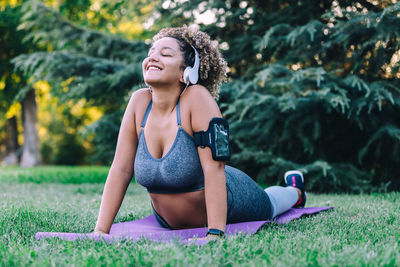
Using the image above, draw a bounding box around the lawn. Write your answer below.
[0,166,399,266]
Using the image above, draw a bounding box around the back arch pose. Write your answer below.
[94,26,306,239]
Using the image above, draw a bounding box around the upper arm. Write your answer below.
[110,89,148,178]
[187,85,225,174]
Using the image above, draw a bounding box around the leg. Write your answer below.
[284,170,306,208]
[264,186,298,218]
[225,166,273,223]
[265,170,307,218]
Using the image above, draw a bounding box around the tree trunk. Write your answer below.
[4,116,20,165]
[21,89,41,167]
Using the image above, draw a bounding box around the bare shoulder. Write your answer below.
[127,88,151,111]
[123,88,151,133]
[184,85,220,114]
[110,89,150,175]
[183,85,222,132]
[184,85,214,101]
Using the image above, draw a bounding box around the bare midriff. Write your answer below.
[150,189,207,229]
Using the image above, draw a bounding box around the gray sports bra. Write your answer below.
[134,98,205,193]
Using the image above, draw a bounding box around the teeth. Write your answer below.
[148,66,161,70]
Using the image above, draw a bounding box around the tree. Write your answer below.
[155,0,400,192]
[19,88,41,166]
[12,0,150,163]
[13,0,400,192]
[0,3,37,166]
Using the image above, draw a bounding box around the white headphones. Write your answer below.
[183,45,200,85]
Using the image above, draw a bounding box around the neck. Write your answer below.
[149,84,182,114]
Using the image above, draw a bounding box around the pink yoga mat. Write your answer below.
[35,206,333,246]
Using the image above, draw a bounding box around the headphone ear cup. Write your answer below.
[188,67,199,84]
[183,46,200,85]
[183,67,191,84]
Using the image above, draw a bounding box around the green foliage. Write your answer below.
[13,51,143,107]
[14,1,148,104]
[18,1,149,62]
[49,132,86,165]
[12,1,150,164]
[211,1,400,192]
[0,4,30,158]
[85,109,124,164]
[0,3,28,107]
[12,0,400,191]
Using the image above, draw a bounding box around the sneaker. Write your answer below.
[284,170,306,208]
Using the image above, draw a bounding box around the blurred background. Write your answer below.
[1,0,399,192]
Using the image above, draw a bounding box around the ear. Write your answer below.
[179,68,185,83]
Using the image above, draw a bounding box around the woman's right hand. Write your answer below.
[93,230,108,235]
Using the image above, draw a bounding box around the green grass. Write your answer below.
[0,166,399,266]
[0,166,109,184]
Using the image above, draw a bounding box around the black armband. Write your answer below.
[193,117,231,161]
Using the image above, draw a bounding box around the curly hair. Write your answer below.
[153,26,227,99]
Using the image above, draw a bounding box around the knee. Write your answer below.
[264,185,282,194]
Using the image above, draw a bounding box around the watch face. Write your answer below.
[214,122,230,158]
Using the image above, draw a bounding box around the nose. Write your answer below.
[147,51,159,62]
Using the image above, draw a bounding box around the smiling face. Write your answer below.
[142,37,185,88]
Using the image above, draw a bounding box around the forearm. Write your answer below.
[95,168,132,233]
[204,167,227,231]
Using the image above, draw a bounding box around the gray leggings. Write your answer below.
[153,165,298,228]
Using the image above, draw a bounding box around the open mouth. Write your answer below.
[147,65,162,71]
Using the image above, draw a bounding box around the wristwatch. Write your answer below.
[206,228,225,237]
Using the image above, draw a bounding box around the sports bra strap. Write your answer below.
[140,98,182,128]
[141,100,152,128]
[176,97,182,126]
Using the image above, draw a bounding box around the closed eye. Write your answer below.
[147,47,176,57]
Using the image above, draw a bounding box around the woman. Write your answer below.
[94,26,306,238]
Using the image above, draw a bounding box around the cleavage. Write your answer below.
[143,112,178,159]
